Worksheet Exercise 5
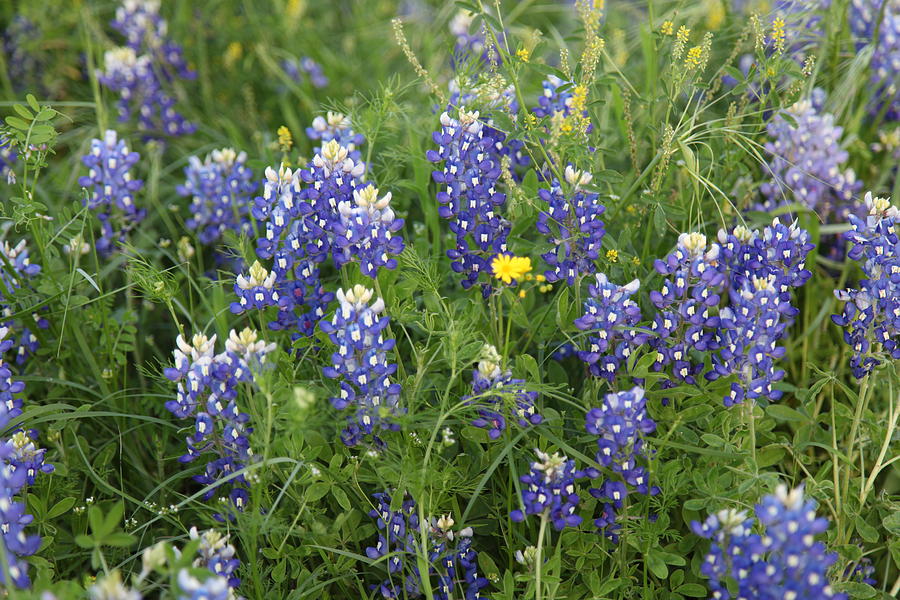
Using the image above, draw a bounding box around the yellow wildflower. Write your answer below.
[570,84,588,113]
[491,254,533,284]
[676,26,691,44]
[771,17,786,52]
[518,289,527,298]
[606,249,619,263]
[224,42,242,68]
[516,47,531,62]
[684,46,703,69]
[277,126,293,152]
[660,21,674,36]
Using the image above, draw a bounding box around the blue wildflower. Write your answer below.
[190,526,242,589]
[537,166,606,285]
[320,286,404,448]
[178,148,257,246]
[164,329,276,513]
[760,98,861,225]
[465,344,541,440]
[305,112,365,162]
[176,570,230,600]
[510,449,591,531]
[832,193,900,378]
[0,239,50,365]
[99,0,196,137]
[282,56,328,88]
[709,221,814,405]
[230,261,280,314]
[427,108,509,296]
[574,274,645,382]
[366,491,488,599]
[648,232,725,389]
[850,0,900,121]
[78,130,145,256]
[333,184,405,278]
[692,484,846,600]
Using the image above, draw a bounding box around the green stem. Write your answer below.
[535,510,549,600]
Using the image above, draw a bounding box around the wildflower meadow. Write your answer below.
[1,0,900,598]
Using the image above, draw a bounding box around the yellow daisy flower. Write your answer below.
[491,254,533,284]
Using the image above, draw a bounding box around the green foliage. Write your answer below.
[0,0,898,599]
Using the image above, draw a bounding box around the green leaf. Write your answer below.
[5,116,29,130]
[26,94,40,112]
[88,505,104,537]
[332,486,351,511]
[677,583,708,597]
[13,104,34,120]
[646,551,668,579]
[766,404,806,422]
[102,501,125,536]
[47,497,76,519]
[855,514,879,543]
[306,482,330,502]
[882,511,900,536]
[33,108,56,121]
[831,582,876,598]
[74,534,94,549]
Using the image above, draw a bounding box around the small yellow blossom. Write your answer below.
[660,21,674,36]
[570,84,588,113]
[224,42,242,68]
[560,119,575,134]
[539,284,553,293]
[771,16,786,52]
[535,274,546,283]
[606,249,619,263]
[516,47,531,62]
[491,254,533,284]
[631,256,640,266]
[277,126,293,152]
[676,26,691,44]
[518,289,527,298]
[684,46,703,69]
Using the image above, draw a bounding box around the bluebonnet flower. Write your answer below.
[832,193,900,378]
[533,76,576,120]
[0,327,44,589]
[445,76,530,179]
[464,344,541,440]
[78,130,145,256]
[230,261,280,313]
[177,148,257,246]
[648,232,725,389]
[427,108,509,296]
[99,0,196,137]
[164,329,276,512]
[510,449,592,531]
[366,491,488,600]
[321,286,404,448]
[585,387,657,539]
[189,526,242,589]
[0,136,16,185]
[574,274,645,382]
[692,484,846,600]
[0,239,50,365]
[176,570,230,600]
[333,184,405,278]
[7,430,53,485]
[850,0,900,121]
[306,112,365,162]
[759,98,861,225]
[281,56,328,88]
[844,557,877,585]
[252,142,364,339]
[710,221,815,405]
[2,17,42,95]
[537,166,605,285]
